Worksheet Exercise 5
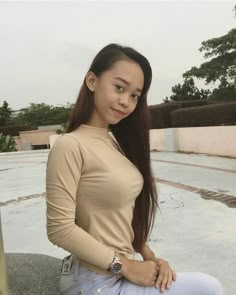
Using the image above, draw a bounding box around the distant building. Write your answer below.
[13,125,61,151]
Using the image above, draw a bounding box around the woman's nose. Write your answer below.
[118,93,130,107]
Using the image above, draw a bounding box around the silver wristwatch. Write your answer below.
[109,252,122,276]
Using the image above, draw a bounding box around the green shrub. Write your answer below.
[0,133,17,152]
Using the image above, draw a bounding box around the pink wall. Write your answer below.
[150,126,236,158]
[13,130,57,150]
[19,130,57,145]
[178,126,236,157]
[13,136,22,151]
[150,129,165,151]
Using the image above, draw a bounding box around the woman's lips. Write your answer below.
[111,108,127,116]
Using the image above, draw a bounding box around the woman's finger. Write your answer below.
[155,272,163,288]
[172,269,177,281]
[160,270,169,292]
[166,269,173,289]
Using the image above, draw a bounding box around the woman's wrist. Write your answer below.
[140,244,156,261]
[107,253,130,277]
[119,255,129,276]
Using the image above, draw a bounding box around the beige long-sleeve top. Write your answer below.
[46,124,144,274]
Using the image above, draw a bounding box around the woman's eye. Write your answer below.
[115,85,124,91]
[132,94,140,100]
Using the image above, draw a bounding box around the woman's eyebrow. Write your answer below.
[114,77,142,93]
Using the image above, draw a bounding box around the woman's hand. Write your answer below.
[120,257,159,287]
[140,245,177,292]
[154,258,177,292]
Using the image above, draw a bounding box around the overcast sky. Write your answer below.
[0,0,235,110]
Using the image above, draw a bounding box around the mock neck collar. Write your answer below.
[78,124,110,138]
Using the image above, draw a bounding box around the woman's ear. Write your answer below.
[85,71,97,92]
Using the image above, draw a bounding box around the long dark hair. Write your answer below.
[67,43,158,253]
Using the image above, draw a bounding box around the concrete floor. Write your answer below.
[0,150,235,294]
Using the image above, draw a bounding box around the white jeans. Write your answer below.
[59,259,223,295]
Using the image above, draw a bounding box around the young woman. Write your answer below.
[46,43,223,294]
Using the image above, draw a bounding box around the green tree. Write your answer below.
[11,102,72,127]
[166,77,210,102]
[0,101,12,126]
[208,78,236,101]
[183,28,236,101]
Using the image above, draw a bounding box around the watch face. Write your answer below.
[112,263,121,273]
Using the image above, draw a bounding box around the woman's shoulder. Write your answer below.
[47,133,86,169]
[50,132,85,156]
[54,132,80,144]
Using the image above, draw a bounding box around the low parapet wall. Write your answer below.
[13,130,57,151]
[150,126,236,158]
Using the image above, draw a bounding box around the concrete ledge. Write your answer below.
[0,149,49,157]
[6,253,61,295]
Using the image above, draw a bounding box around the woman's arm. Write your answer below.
[46,135,114,270]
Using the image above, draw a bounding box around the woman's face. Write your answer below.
[85,59,144,128]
